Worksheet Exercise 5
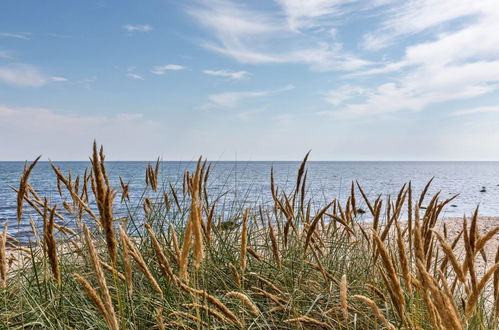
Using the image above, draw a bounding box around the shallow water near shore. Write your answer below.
[1,161,499,239]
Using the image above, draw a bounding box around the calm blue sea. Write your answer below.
[1,161,499,239]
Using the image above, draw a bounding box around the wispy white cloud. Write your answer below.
[51,76,68,82]
[188,0,372,71]
[320,61,499,119]
[0,64,47,87]
[151,64,186,75]
[203,69,250,80]
[122,24,153,32]
[127,73,144,80]
[362,0,497,50]
[324,85,365,106]
[275,0,357,30]
[0,32,31,40]
[320,0,499,119]
[203,84,294,108]
[207,91,267,108]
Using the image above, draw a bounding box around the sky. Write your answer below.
[1,0,499,161]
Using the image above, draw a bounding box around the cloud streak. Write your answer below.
[0,32,31,40]
[188,0,372,71]
[321,0,499,119]
[203,69,250,80]
[151,64,186,75]
[127,73,144,80]
[122,24,153,32]
[203,84,294,108]
[0,64,47,87]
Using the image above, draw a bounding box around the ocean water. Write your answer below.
[1,161,499,239]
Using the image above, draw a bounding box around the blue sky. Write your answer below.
[1,0,499,161]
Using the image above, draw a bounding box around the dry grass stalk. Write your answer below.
[253,274,284,296]
[62,201,73,214]
[190,160,204,268]
[177,280,242,327]
[179,158,205,280]
[50,164,99,223]
[13,186,63,222]
[437,270,460,319]
[120,227,133,294]
[53,223,77,237]
[143,197,153,218]
[356,181,375,216]
[365,283,387,302]
[250,286,286,307]
[145,158,160,192]
[247,247,262,261]
[29,218,40,246]
[182,303,231,324]
[462,216,478,296]
[325,213,355,236]
[303,201,334,253]
[431,229,465,284]
[74,273,118,330]
[90,142,118,264]
[416,260,462,330]
[163,321,188,329]
[205,204,215,247]
[178,214,193,282]
[170,311,208,327]
[308,248,335,282]
[82,225,118,329]
[163,192,171,212]
[121,227,163,296]
[395,219,412,293]
[119,177,129,203]
[156,307,165,330]
[169,222,180,266]
[100,260,126,281]
[266,213,281,269]
[0,222,7,288]
[43,203,60,285]
[284,316,331,329]
[353,295,396,330]
[145,223,175,283]
[240,208,248,272]
[16,156,41,223]
[494,243,499,319]
[226,291,260,315]
[340,274,348,323]
[229,263,241,288]
[475,225,499,254]
[169,183,181,210]
[293,151,310,203]
[465,261,499,319]
[372,229,406,322]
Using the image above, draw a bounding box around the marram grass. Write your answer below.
[1,142,499,329]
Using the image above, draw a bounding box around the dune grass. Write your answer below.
[1,142,499,329]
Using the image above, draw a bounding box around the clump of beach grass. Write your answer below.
[1,142,499,329]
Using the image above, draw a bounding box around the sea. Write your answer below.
[1,161,499,240]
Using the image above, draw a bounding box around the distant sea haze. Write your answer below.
[1,161,499,238]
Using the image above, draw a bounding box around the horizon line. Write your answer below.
[1,159,499,163]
